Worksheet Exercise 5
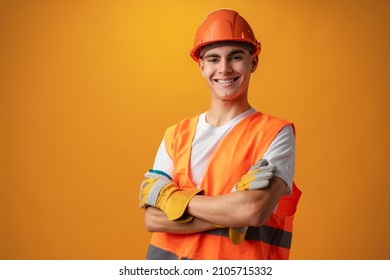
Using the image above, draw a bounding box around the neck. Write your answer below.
[206,97,251,127]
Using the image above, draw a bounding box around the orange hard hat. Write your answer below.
[190,9,261,62]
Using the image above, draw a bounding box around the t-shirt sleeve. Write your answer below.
[152,139,174,179]
[262,125,295,195]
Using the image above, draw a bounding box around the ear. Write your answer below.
[251,55,259,73]
[198,59,205,77]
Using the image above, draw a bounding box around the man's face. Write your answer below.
[198,44,258,102]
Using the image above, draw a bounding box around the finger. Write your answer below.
[252,170,274,181]
[258,165,275,172]
[249,159,269,171]
[248,179,270,190]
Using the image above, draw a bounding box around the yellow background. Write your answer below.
[1,0,389,259]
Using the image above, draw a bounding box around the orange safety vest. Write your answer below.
[146,112,301,260]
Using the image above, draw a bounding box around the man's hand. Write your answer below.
[139,170,203,222]
[234,159,275,191]
[230,159,275,244]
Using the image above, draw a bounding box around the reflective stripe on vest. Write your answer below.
[205,226,292,249]
[147,112,301,260]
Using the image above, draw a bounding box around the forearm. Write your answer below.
[187,192,258,227]
[187,176,287,227]
[144,206,216,234]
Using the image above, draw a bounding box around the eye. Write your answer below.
[231,55,243,61]
[207,58,219,63]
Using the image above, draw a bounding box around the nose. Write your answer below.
[219,59,233,75]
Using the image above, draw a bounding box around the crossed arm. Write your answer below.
[144,176,287,234]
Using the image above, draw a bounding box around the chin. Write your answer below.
[217,90,243,100]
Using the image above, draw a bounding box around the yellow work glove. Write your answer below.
[139,170,203,222]
[229,159,275,244]
[234,159,275,191]
[139,169,172,208]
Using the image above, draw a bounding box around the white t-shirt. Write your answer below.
[153,108,295,194]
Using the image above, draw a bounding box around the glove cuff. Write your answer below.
[145,178,176,207]
[229,226,248,245]
[164,188,204,221]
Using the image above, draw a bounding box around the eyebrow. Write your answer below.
[203,49,247,59]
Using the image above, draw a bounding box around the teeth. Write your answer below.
[217,79,234,84]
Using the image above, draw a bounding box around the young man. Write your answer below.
[139,9,301,260]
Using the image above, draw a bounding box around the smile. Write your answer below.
[215,77,239,85]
